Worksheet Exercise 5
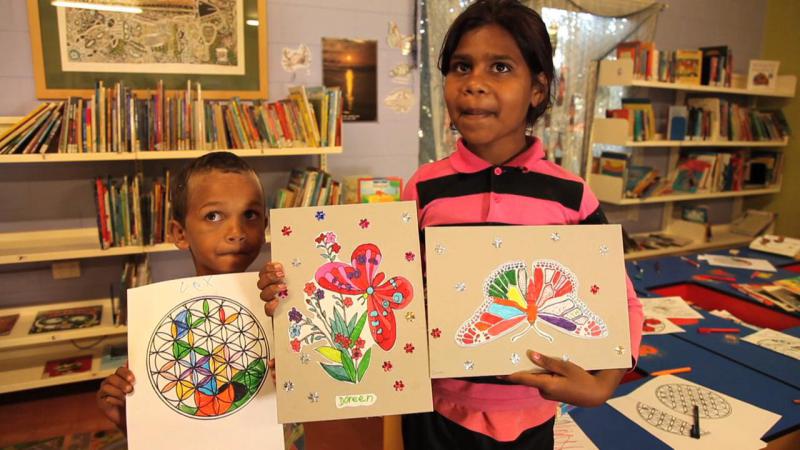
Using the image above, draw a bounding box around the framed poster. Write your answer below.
[426,225,632,378]
[27,0,267,99]
[270,202,432,423]
[322,38,377,122]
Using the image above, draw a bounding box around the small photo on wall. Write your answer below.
[323,38,377,122]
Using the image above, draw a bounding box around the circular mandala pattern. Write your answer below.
[655,383,732,419]
[147,296,269,419]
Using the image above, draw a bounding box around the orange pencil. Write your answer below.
[651,367,692,376]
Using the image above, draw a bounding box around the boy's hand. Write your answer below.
[97,366,135,431]
[257,262,286,317]
[500,350,625,407]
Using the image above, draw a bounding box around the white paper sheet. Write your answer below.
[126,273,283,450]
[641,296,704,319]
[698,254,777,272]
[642,315,686,335]
[554,413,599,450]
[608,375,780,450]
[742,328,800,361]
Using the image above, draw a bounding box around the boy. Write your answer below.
[96,151,274,430]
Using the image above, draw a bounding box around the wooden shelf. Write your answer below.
[0,298,126,351]
[0,228,176,265]
[591,118,788,148]
[598,59,797,98]
[589,173,780,205]
[0,336,126,394]
[0,146,343,164]
[625,228,753,260]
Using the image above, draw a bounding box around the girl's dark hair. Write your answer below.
[438,0,555,125]
[171,151,259,225]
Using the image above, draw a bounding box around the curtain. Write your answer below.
[417,0,663,176]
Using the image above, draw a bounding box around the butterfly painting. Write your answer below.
[281,43,312,74]
[316,243,414,351]
[456,260,607,346]
[386,21,414,55]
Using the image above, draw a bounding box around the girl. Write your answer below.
[399,0,643,448]
[260,0,643,447]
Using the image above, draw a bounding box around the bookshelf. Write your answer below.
[587,58,795,259]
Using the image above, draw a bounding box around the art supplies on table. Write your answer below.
[741,328,800,361]
[608,375,781,450]
[697,254,776,272]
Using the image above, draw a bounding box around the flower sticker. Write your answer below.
[288,307,303,323]
[281,226,292,236]
[591,284,599,295]
[303,283,317,296]
[404,343,415,354]
[382,361,393,372]
[393,380,405,391]
[405,312,415,322]
[315,211,326,221]
[430,328,441,339]
[359,218,370,229]
[405,251,415,262]
[291,339,301,352]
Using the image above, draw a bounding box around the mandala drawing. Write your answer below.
[636,402,707,437]
[147,296,269,419]
[655,383,732,419]
[288,233,414,384]
[456,260,607,346]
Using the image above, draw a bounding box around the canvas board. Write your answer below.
[641,296,703,320]
[126,273,283,450]
[741,328,800,361]
[270,202,432,423]
[608,375,780,450]
[426,225,631,378]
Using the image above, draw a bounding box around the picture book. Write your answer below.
[29,305,102,334]
[357,177,403,203]
[0,314,19,336]
[747,60,780,91]
[674,49,703,85]
[42,355,93,378]
[599,151,628,178]
[699,46,730,86]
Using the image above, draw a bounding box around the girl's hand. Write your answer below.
[96,366,135,431]
[257,262,286,317]
[501,350,625,407]
[268,358,277,385]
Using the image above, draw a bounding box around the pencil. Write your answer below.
[651,366,692,376]
[680,256,700,268]
[698,327,741,334]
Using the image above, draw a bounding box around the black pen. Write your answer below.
[690,405,700,439]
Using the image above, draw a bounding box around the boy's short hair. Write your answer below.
[171,151,260,225]
[438,0,555,125]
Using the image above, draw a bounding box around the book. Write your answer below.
[28,305,102,334]
[0,314,19,336]
[749,235,800,258]
[674,49,703,85]
[42,355,93,378]
[747,60,780,91]
[599,151,628,178]
[624,165,658,198]
[667,106,688,140]
[621,98,655,141]
[358,177,403,203]
[699,46,729,86]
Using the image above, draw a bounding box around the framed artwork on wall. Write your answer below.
[27,0,268,99]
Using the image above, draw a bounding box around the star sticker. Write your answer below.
[614,345,625,355]
[434,244,446,255]
[464,360,474,371]
[401,212,412,224]
[600,245,609,256]
[562,354,570,362]
[455,282,466,292]
[300,353,310,364]
[492,237,503,249]
[405,312,416,322]
[511,353,521,365]
[291,258,302,268]
[550,232,560,242]
[307,392,319,403]
[283,381,294,392]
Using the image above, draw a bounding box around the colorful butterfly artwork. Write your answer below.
[456,260,607,346]
[315,244,414,351]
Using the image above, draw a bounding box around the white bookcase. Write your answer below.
[586,59,796,260]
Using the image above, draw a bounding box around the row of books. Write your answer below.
[93,172,171,249]
[0,82,342,155]
[675,99,789,142]
[616,42,732,86]
[606,98,656,141]
[114,256,151,326]
[273,167,344,208]
[597,149,782,198]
